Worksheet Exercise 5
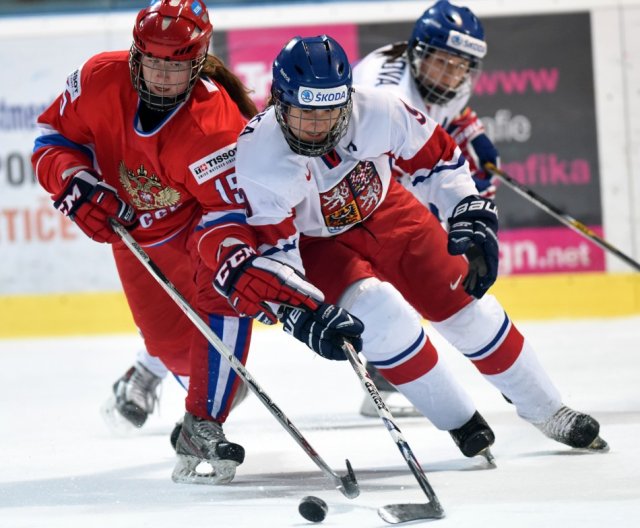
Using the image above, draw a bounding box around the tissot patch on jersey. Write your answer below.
[66,69,81,102]
[320,161,383,233]
[189,144,237,184]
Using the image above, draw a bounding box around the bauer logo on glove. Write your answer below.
[447,195,499,299]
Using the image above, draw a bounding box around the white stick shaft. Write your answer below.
[342,340,443,513]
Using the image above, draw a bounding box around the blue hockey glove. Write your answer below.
[447,195,499,299]
[280,303,364,361]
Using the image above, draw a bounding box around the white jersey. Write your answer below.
[235,86,476,270]
[353,43,471,129]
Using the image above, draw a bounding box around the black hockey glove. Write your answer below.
[447,195,499,299]
[280,303,364,361]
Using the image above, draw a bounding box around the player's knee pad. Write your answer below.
[338,278,425,364]
[432,294,509,355]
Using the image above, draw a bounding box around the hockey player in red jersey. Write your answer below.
[353,0,500,416]
[230,35,608,460]
[32,0,363,485]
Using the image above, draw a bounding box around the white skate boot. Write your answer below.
[170,381,249,451]
[172,412,245,485]
[101,363,162,433]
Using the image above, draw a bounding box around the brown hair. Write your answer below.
[380,41,409,61]
[202,54,258,120]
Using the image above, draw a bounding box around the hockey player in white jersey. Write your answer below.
[354,0,497,197]
[354,0,500,416]
[228,35,607,458]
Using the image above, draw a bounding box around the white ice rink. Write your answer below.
[1,317,639,527]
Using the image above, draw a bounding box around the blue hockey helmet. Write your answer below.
[271,35,353,156]
[407,1,487,104]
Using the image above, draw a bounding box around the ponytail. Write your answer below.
[381,41,408,61]
[202,55,258,120]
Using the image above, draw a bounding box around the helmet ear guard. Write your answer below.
[129,0,213,110]
[407,0,486,105]
[271,35,354,157]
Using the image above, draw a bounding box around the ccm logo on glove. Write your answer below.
[214,244,324,325]
[53,170,137,243]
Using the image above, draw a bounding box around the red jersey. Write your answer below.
[33,50,253,269]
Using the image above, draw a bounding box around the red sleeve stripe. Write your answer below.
[253,217,297,248]
[394,125,458,176]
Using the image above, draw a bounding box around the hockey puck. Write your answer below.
[298,495,328,523]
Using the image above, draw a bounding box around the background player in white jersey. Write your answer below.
[228,34,607,459]
[353,0,500,416]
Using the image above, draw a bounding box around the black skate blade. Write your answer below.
[338,459,360,499]
[378,502,445,524]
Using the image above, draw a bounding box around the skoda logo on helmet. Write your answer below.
[300,90,314,104]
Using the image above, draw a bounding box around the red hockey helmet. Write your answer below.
[130,0,213,110]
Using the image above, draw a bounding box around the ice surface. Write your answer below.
[1,317,638,527]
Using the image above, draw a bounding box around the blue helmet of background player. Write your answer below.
[271,35,353,156]
[407,0,487,105]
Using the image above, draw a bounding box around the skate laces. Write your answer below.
[192,418,226,443]
[538,406,581,440]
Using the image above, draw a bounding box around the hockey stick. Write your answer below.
[341,340,445,523]
[485,162,640,271]
[109,220,359,499]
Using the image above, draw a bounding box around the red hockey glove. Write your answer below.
[53,171,137,243]
[213,244,324,324]
[448,109,500,199]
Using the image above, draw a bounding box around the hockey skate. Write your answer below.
[534,405,609,452]
[359,362,421,418]
[172,412,245,485]
[101,363,162,433]
[169,382,249,451]
[449,411,496,466]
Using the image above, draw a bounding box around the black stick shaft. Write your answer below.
[485,163,640,271]
[110,220,359,498]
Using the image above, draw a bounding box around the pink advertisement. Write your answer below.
[498,226,605,275]
[226,25,359,110]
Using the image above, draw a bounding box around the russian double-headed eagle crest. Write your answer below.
[119,161,181,210]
